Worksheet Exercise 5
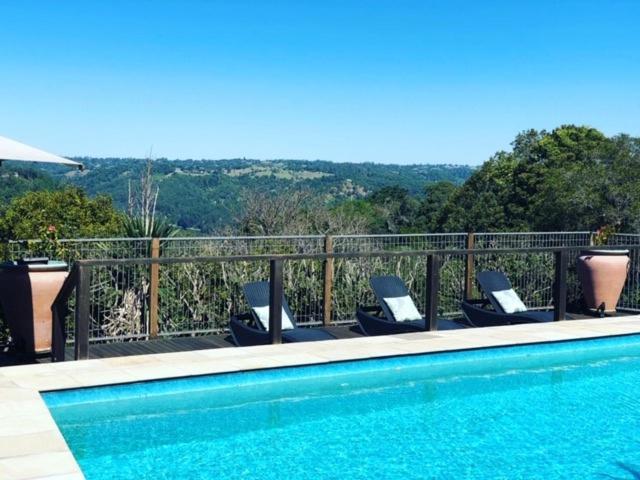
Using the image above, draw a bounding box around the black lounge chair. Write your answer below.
[461,271,560,326]
[230,281,336,346]
[356,275,431,336]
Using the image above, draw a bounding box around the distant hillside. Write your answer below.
[0,165,58,206]
[3,158,474,233]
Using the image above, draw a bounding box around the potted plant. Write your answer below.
[577,226,629,316]
[0,225,69,354]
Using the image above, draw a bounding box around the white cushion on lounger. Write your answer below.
[252,305,295,331]
[383,295,422,322]
[492,289,528,314]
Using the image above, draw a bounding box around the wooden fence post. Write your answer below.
[74,264,91,360]
[464,232,476,301]
[269,259,284,344]
[553,250,568,321]
[425,254,441,331]
[323,235,334,326]
[149,238,160,339]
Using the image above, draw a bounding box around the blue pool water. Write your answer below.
[44,335,640,480]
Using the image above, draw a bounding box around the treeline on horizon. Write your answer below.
[1,124,639,240]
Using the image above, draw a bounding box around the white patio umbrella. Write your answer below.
[0,135,83,170]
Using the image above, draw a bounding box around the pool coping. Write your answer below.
[1,315,640,479]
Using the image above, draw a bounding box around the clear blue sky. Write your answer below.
[1,0,639,165]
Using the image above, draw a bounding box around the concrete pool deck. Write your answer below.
[2,315,640,479]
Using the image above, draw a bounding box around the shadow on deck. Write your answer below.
[0,319,465,365]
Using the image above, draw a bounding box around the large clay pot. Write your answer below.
[0,260,68,353]
[577,250,629,315]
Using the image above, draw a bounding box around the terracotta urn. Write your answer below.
[0,259,68,354]
[577,250,629,315]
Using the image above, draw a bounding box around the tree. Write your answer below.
[329,199,381,233]
[436,125,640,233]
[436,152,519,232]
[236,189,370,236]
[0,187,122,239]
[237,190,313,236]
[417,181,458,231]
[368,185,420,233]
[0,166,58,212]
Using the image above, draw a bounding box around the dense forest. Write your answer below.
[0,158,472,235]
[1,125,639,240]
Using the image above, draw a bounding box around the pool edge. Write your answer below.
[1,316,640,479]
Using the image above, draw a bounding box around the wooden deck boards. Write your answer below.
[61,320,465,360]
[67,325,367,360]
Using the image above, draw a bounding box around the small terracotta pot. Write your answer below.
[577,250,629,314]
[0,260,68,353]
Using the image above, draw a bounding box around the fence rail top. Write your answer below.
[74,244,637,268]
[5,231,598,245]
[473,231,592,236]
[161,235,326,241]
[331,233,468,238]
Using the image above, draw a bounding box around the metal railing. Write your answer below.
[4,237,152,263]
[52,243,640,362]
[3,232,592,261]
[2,231,603,346]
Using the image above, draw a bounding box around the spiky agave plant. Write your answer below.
[121,215,179,238]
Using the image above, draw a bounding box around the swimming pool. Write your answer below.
[44,335,640,480]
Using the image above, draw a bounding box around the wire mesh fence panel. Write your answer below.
[160,236,326,257]
[1,238,152,345]
[156,258,325,335]
[3,238,151,264]
[4,236,325,263]
[156,237,326,334]
[608,234,640,310]
[473,251,586,309]
[439,253,467,316]
[127,234,470,334]
[332,255,424,324]
[86,263,151,342]
[61,263,151,344]
[474,232,592,249]
[473,232,591,309]
[332,233,468,253]
[158,260,269,335]
[608,234,640,245]
[472,252,556,308]
[331,234,468,324]
[283,258,325,326]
